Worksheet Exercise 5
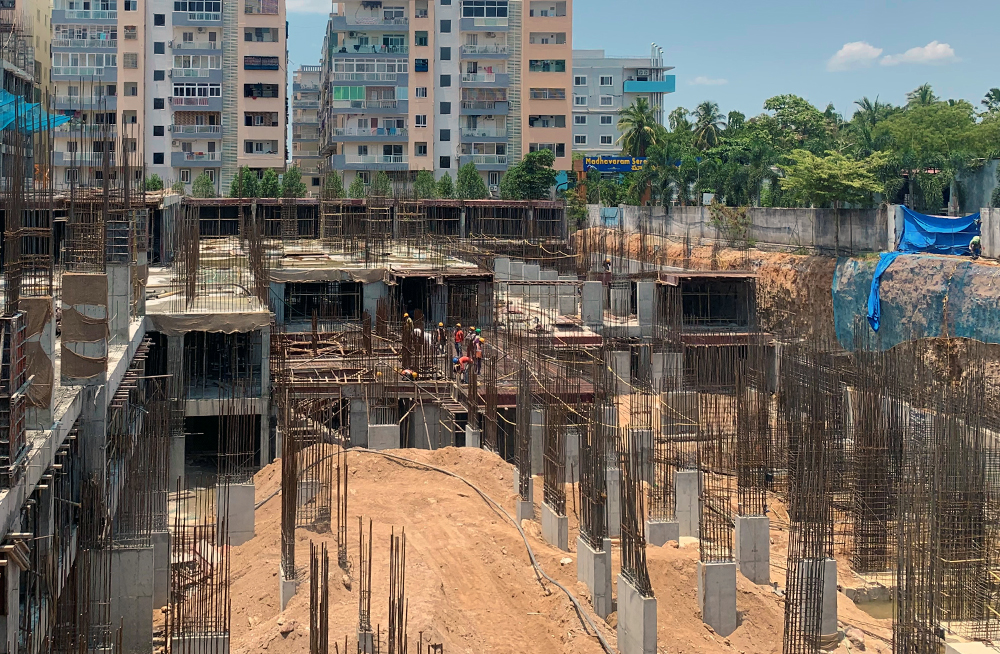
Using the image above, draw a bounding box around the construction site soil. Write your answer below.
[208,447,891,654]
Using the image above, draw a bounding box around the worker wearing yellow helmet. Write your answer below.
[435,322,447,355]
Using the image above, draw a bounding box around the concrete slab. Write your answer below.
[697,561,737,637]
[734,515,770,585]
[217,483,255,546]
[152,531,170,609]
[645,520,679,547]
[368,424,399,451]
[606,466,621,538]
[576,536,612,618]
[675,470,700,538]
[617,574,657,654]
[541,502,569,551]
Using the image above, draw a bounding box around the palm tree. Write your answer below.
[853,96,885,128]
[725,110,746,133]
[616,98,665,157]
[906,83,938,107]
[692,101,726,150]
[983,88,1000,113]
[668,106,692,133]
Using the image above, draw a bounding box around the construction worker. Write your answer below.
[454,355,473,383]
[971,235,982,260]
[465,326,477,357]
[403,312,414,333]
[399,368,418,381]
[475,337,484,375]
[435,322,447,355]
[453,323,464,357]
[603,258,612,273]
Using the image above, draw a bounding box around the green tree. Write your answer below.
[323,172,345,199]
[983,88,1000,114]
[369,170,393,197]
[668,107,692,133]
[564,188,588,230]
[260,168,280,197]
[171,179,186,195]
[413,170,436,199]
[281,165,307,197]
[692,101,726,150]
[435,172,454,199]
[456,162,489,199]
[144,174,164,191]
[906,83,939,107]
[762,94,834,154]
[617,97,666,157]
[191,173,216,198]
[778,149,886,208]
[725,111,746,134]
[230,166,260,198]
[348,175,366,198]
[499,149,557,200]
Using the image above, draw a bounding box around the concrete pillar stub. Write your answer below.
[636,281,655,338]
[577,536,612,618]
[676,470,700,538]
[734,515,770,585]
[697,561,738,637]
[606,466,621,538]
[110,547,155,653]
[581,281,603,327]
[617,574,657,654]
[529,408,544,475]
[465,425,481,448]
[565,428,580,483]
[558,275,578,316]
[217,483,255,546]
[610,284,630,317]
[540,502,569,551]
[279,565,296,611]
[645,520,680,547]
[509,261,524,297]
[152,531,171,609]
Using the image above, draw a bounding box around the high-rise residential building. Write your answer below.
[317,0,573,192]
[571,47,674,157]
[50,0,287,192]
[292,64,322,194]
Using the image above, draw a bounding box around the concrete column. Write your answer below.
[636,281,655,338]
[110,547,154,653]
[61,272,109,387]
[630,428,653,481]
[605,349,630,396]
[617,574,657,654]
[21,297,55,429]
[676,470,700,538]
[539,269,558,312]
[107,264,131,345]
[279,565,296,611]
[363,281,387,321]
[576,536,612,618]
[697,561,737,637]
[515,473,534,522]
[152,531,170,609]
[606,466,621,538]
[259,324,272,466]
[564,427,580,483]
[368,424,399,451]
[529,408,544,475]
[459,207,467,238]
[540,502,568,551]
[581,280,603,327]
[522,264,540,306]
[509,261,524,297]
[357,628,375,653]
[269,281,286,320]
[345,384,368,447]
[493,257,511,280]
[558,275,577,317]
[610,281,630,317]
[464,425,480,448]
[217,483,255,546]
[734,515,770,585]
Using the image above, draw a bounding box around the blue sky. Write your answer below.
[286,0,1000,119]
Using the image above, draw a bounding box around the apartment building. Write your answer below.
[51,0,286,192]
[571,47,674,156]
[318,0,573,192]
[292,64,322,193]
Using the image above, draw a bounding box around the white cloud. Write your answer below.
[690,76,728,86]
[880,41,958,66]
[286,0,329,13]
[826,41,883,72]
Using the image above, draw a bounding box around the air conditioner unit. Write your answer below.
[489,184,498,193]
[637,68,650,76]
[168,40,173,47]
[172,140,179,146]
[197,26,205,32]
[486,32,495,37]
[349,31,357,37]
[167,70,173,77]
[484,115,494,120]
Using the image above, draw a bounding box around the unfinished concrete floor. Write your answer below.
[210,447,890,654]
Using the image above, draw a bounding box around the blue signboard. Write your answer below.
[583,155,647,173]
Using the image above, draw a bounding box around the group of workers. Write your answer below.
[396,314,486,383]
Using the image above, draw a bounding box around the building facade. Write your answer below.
[51,0,287,192]
[571,47,674,157]
[292,64,322,194]
[317,0,573,192]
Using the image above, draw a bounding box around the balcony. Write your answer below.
[460,17,509,31]
[53,9,117,20]
[173,40,220,50]
[623,77,676,94]
[331,72,398,82]
[463,154,507,166]
[460,44,509,57]
[330,99,406,114]
[52,151,118,166]
[172,151,222,167]
[54,124,118,137]
[460,127,506,139]
[53,95,118,110]
[172,68,220,78]
[330,15,408,31]
[244,0,278,14]
[460,100,509,115]
[334,43,408,56]
[169,125,222,134]
[293,82,320,92]
[171,96,223,111]
[172,11,221,24]
[52,38,117,49]
[53,66,116,80]
[334,153,409,170]
[331,127,408,140]
[461,73,509,87]
[295,100,320,109]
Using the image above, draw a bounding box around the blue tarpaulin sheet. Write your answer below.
[866,209,982,332]
[0,90,71,132]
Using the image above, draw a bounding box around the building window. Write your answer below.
[574,75,586,86]
[206,170,215,183]
[574,115,586,125]
[599,95,614,107]
[440,46,451,60]
[416,142,428,156]
[153,12,164,24]
[489,171,500,186]
[154,98,164,109]
[528,60,566,73]
[154,41,165,54]
[123,53,138,68]
[153,152,164,164]
[124,83,138,96]
[461,0,507,17]
[600,135,614,145]
[67,141,78,153]
[440,156,451,169]
[415,114,427,127]
[556,143,565,157]
[124,25,137,39]
[574,96,587,106]
[154,70,165,81]
[153,125,164,136]
[440,128,450,141]
[65,169,79,183]
[415,87,428,98]
[356,145,369,156]
[440,101,451,114]
[600,76,613,86]
[530,87,566,100]
[125,0,136,10]
[440,19,451,33]
[358,171,371,184]
[178,169,190,183]
[574,134,586,145]
[600,115,613,125]
[415,31,428,46]
[415,59,429,72]
[440,74,451,87]
[440,0,450,4]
